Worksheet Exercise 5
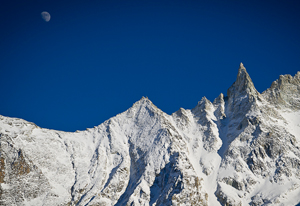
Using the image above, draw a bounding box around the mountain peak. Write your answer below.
[239,62,244,68]
[135,96,151,105]
[213,93,225,105]
[227,63,260,99]
[237,63,251,84]
[191,96,213,116]
[130,96,155,110]
[1,65,300,206]
[128,96,163,117]
[262,71,300,109]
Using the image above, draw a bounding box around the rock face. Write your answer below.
[1,63,300,205]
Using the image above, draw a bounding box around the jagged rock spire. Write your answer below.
[262,71,300,109]
[213,93,226,119]
[227,63,260,100]
[191,96,213,116]
[213,93,225,105]
[226,63,262,116]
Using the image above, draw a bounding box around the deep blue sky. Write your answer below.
[1,0,300,132]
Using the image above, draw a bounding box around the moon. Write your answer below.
[41,11,51,22]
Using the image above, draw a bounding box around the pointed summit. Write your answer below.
[227,63,260,99]
[226,63,262,114]
[191,96,213,116]
[239,62,244,68]
[127,96,163,118]
[131,96,155,110]
[213,93,225,105]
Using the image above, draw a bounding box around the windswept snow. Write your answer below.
[1,64,300,205]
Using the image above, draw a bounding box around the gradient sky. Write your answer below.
[1,0,300,132]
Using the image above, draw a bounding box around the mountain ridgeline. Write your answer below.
[1,63,300,205]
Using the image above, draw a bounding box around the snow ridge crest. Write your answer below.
[1,63,300,206]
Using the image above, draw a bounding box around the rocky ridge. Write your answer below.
[0,63,300,205]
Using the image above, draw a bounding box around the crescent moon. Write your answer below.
[41,11,51,22]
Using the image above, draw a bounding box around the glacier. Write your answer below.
[1,63,300,205]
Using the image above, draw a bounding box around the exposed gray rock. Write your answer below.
[1,63,300,205]
[263,71,300,109]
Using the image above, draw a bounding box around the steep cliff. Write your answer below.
[1,63,300,205]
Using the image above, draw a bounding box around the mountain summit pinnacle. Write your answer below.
[227,63,260,99]
[226,63,262,114]
[1,64,300,206]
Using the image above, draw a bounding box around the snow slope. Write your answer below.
[1,63,300,205]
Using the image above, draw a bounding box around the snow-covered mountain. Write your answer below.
[1,63,300,206]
